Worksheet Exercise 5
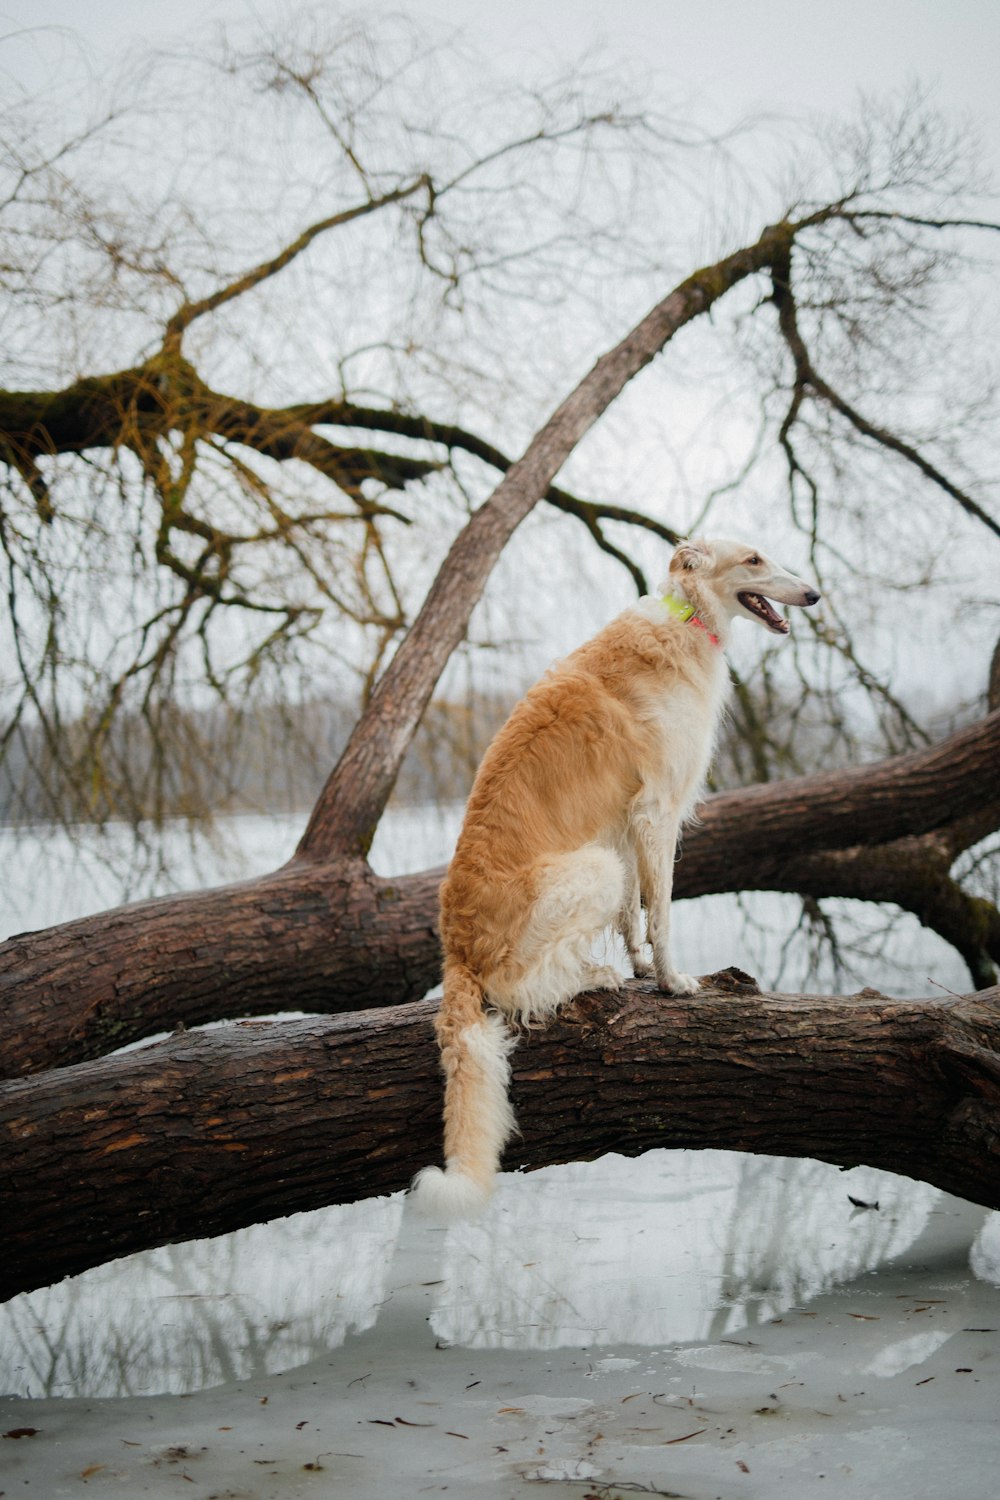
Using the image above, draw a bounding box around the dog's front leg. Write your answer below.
[633,810,700,996]
[617,848,654,979]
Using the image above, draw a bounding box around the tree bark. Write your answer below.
[2,971,998,1303]
[0,861,444,1077]
[2,708,997,1079]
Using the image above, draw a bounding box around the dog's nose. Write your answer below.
[803,588,821,607]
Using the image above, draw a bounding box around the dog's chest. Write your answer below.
[640,669,728,803]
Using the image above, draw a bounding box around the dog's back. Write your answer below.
[441,602,725,972]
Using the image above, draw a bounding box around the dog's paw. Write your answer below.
[657,970,700,996]
[631,957,656,980]
[582,963,625,993]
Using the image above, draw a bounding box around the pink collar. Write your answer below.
[689,613,721,648]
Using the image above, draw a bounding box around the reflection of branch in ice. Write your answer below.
[0,1194,404,1398]
[695,887,969,1000]
[4,1153,990,1399]
[705,1155,933,1342]
[428,1150,942,1353]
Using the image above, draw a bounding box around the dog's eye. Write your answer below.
[745,554,761,567]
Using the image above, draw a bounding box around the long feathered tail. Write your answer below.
[410,962,517,1219]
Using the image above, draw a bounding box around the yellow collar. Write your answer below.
[659,592,721,647]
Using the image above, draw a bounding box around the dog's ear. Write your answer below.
[669,539,711,574]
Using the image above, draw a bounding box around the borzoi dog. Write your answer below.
[411,537,820,1217]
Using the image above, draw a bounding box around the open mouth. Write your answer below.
[738,591,789,635]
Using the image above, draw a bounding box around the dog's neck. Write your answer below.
[659,588,723,648]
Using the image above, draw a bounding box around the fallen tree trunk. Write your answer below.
[2,971,998,1302]
[2,708,998,1078]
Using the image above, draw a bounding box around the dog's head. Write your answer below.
[667,537,820,637]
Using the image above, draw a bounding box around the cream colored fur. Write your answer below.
[411,537,819,1217]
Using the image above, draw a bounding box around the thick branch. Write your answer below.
[196,388,440,500]
[0,861,443,1077]
[2,709,998,1079]
[677,709,1000,891]
[781,835,1000,990]
[2,976,998,1302]
[0,366,168,462]
[0,365,439,506]
[291,398,683,553]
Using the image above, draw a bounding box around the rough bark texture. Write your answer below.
[2,971,999,1303]
[0,862,443,1077]
[2,709,997,1079]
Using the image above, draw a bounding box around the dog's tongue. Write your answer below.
[756,595,783,629]
[741,592,788,633]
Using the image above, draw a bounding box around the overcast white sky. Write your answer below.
[2,0,998,701]
[3,0,999,168]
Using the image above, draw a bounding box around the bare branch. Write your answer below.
[770,237,1000,541]
[163,176,431,341]
[845,209,1000,235]
[290,399,683,556]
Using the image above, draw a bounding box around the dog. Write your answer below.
[411,537,820,1217]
